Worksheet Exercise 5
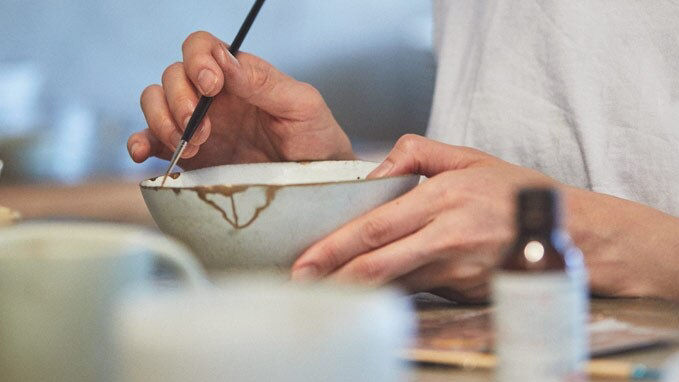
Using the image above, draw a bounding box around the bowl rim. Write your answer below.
[139,160,419,191]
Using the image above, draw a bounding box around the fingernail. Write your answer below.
[291,266,318,282]
[193,118,210,144]
[223,44,240,66]
[367,159,394,178]
[197,69,218,95]
[130,142,140,157]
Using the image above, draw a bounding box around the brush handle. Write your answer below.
[181,96,213,142]
[230,0,265,55]
[405,349,661,380]
[181,0,265,144]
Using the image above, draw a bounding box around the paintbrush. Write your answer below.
[405,349,662,380]
[161,0,266,186]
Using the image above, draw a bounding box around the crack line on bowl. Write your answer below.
[194,185,280,229]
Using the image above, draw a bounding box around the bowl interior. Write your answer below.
[141,161,381,188]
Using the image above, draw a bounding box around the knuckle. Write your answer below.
[426,173,462,208]
[173,95,195,112]
[355,257,385,284]
[247,63,274,95]
[183,30,211,50]
[161,62,183,83]
[140,85,160,108]
[445,187,472,210]
[315,241,343,271]
[395,134,423,153]
[360,218,392,248]
[154,116,176,138]
[298,83,323,107]
[294,83,325,117]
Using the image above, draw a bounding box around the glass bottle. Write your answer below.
[493,187,588,382]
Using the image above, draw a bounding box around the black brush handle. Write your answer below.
[230,0,265,54]
[181,0,266,143]
[181,96,213,141]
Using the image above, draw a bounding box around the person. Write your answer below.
[127,2,679,301]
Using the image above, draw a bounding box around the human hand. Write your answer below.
[291,134,557,302]
[127,31,354,170]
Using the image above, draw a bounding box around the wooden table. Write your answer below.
[412,296,679,381]
[0,180,155,226]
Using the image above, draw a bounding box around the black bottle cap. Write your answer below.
[517,187,561,233]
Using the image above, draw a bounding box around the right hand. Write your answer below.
[127,31,354,170]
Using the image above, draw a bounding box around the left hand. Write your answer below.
[291,134,557,302]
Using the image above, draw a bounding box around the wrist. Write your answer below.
[562,185,679,300]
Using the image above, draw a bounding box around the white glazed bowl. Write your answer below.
[140,161,419,270]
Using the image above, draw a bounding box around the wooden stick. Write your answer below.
[405,349,661,380]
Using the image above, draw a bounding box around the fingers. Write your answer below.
[140,85,179,150]
[127,128,173,162]
[429,285,490,304]
[229,54,325,120]
[318,211,492,303]
[127,129,153,163]
[367,134,493,179]
[328,223,444,286]
[396,260,491,298]
[327,228,492,303]
[181,31,226,97]
[161,62,211,145]
[182,30,325,120]
[139,85,198,159]
[291,185,439,281]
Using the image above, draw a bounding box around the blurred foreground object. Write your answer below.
[0,160,20,225]
[662,352,679,382]
[0,205,20,226]
[493,188,588,381]
[0,222,206,382]
[115,277,414,382]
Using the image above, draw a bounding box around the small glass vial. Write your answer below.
[493,188,588,382]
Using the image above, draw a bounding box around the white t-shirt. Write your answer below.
[428,1,679,215]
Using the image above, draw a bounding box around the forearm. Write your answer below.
[564,186,679,300]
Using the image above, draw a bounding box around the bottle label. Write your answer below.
[493,271,588,382]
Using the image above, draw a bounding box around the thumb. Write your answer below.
[215,44,324,120]
[367,134,493,178]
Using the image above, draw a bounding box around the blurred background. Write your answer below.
[0,0,434,223]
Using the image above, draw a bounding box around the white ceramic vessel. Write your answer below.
[115,276,414,382]
[140,161,419,270]
[0,222,206,382]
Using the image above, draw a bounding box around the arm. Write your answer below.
[292,134,679,302]
[565,186,679,300]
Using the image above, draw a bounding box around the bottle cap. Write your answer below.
[517,187,561,233]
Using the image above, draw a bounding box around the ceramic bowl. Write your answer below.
[140,161,419,270]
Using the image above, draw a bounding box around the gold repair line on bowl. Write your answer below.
[140,172,416,193]
[193,185,280,230]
